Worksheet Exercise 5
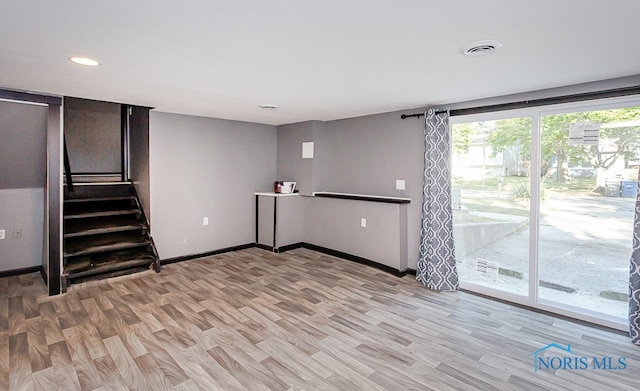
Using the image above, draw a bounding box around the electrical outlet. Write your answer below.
[0,229,5,240]
[12,228,22,239]
[203,217,209,226]
[395,179,406,190]
[360,218,367,228]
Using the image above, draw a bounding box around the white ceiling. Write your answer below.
[1,0,639,126]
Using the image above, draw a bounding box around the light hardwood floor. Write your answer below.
[1,247,639,390]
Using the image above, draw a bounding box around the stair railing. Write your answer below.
[63,136,74,192]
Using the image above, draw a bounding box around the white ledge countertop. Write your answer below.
[254,192,300,197]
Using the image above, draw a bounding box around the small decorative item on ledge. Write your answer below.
[274,181,296,194]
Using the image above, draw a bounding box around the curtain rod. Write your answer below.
[400,109,447,119]
[400,85,640,120]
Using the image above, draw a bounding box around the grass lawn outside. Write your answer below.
[453,175,596,193]
[453,176,598,219]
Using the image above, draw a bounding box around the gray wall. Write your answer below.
[277,110,425,269]
[318,111,424,201]
[276,195,303,248]
[320,111,425,269]
[256,194,303,248]
[304,196,408,270]
[276,121,324,196]
[129,106,151,223]
[64,97,121,174]
[0,100,48,189]
[0,100,47,272]
[0,189,45,271]
[256,196,275,247]
[150,112,277,259]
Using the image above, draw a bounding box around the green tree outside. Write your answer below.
[456,108,640,189]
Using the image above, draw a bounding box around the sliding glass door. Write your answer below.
[451,98,640,329]
[537,106,640,320]
[451,115,532,297]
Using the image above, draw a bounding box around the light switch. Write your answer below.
[395,180,406,190]
[0,229,5,240]
[360,218,367,228]
[203,217,209,226]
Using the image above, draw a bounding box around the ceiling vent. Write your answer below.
[461,40,503,57]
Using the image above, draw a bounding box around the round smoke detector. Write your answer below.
[460,40,503,57]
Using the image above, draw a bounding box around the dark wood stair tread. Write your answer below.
[64,183,133,200]
[64,224,144,238]
[60,182,159,290]
[64,198,137,215]
[64,209,140,220]
[65,232,150,257]
[64,257,155,279]
[65,181,128,186]
[65,196,135,204]
[65,215,145,238]
[65,247,156,265]
[64,258,92,273]
[64,240,150,257]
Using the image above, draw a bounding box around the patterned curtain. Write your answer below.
[416,108,459,291]
[630,172,640,344]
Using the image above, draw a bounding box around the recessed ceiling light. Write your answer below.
[259,104,279,110]
[69,57,100,66]
[460,40,503,57]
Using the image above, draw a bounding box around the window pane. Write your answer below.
[538,107,640,318]
[452,117,532,296]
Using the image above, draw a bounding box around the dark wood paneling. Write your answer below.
[63,97,122,175]
[46,103,62,295]
[0,88,61,105]
[128,106,152,225]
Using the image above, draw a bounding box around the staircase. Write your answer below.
[62,182,160,291]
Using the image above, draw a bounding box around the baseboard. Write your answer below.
[0,265,43,278]
[255,243,274,252]
[254,242,304,253]
[276,242,304,253]
[300,243,408,277]
[163,242,408,279]
[406,268,417,276]
[161,243,256,265]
